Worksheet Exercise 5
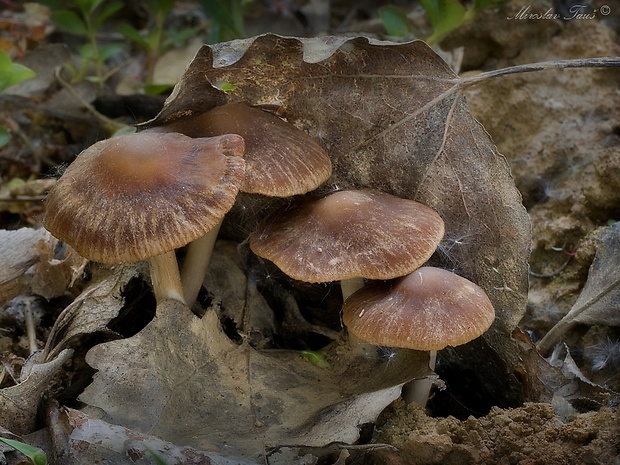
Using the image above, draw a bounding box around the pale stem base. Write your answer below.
[149,250,185,304]
[181,221,222,308]
[403,349,437,406]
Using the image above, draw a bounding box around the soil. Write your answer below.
[370,400,620,465]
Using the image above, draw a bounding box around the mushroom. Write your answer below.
[342,266,495,404]
[43,131,245,304]
[148,102,332,306]
[249,189,445,300]
[157,102,332,196]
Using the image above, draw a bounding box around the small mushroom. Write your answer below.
[149,102,332,306]
[249,189,445,299]
[152,102,332,196]
[342,266,495,404]
[43,131,245,304]
[342,266,495,349]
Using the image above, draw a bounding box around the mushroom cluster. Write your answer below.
[247,187,494,405]
[43,101,495,403]
[146,102,332,305]
[248,189,494,350]
[43,103,331,307]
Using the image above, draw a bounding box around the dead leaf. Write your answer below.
[0,3,51,58]
[79,299,428,460]
[43,264,143,362]
[538,222,620,355]
[511,328,617,410]
[44,406,258,465]
[31,242,87,300]
[0,228,53,305]
[0,349,72,435]
[145,34,530,405]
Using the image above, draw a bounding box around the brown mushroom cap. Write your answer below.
[342,266,495,350]
[155,102,332,196]
[249,189,445,283]
[44,131,245,264]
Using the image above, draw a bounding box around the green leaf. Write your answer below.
[420,0,467,44]
[143,83,174,95]
[213,80,237,92]
[0,438,47,465]
[0,125,11,148]
[98,42,124,61]
[164,26,198,49]
[379,5,414,38]
[50,9,88,35]
[198,0,244,40]
[300,350,331,369]
[0,51,36,92]
[82,0,105,15]
[93,1,124,28]
[77,42,97,61]
[145,28,163,51]
[118,23,150,48]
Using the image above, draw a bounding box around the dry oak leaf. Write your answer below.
[0,349,72,435]
[45,406,255,465]
[147,34,530,405]
[0,228,54,305]
[538,222,620,355]
[79,299,428,461]
[43,264,143,362]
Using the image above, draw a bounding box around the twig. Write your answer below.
[528,256,572,279]
[358,57,620,153]
[23,298,38,355]
[456,57,620,88]
[53,67,127,133]
[529,243,576,279]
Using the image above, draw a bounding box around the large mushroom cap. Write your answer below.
[156,102,332,197]
[44,131,245,264]
[249,189,445,283]
[342,266,495,350]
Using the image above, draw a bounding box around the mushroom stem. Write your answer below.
[341,278,372,358]
[340,277,365,301]
[403,350,437,406]
[149,250,186,304]
[181,220,222,307]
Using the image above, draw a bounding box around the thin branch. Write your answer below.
[528,256,572,279]
[457,57,620,89]
[54,67,127,133]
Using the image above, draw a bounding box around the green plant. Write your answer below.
[300,350,332,369]
[379,5,416,39]
[0,50,36,148]
[41,0,124,83]
[420,0,468,44]
[380,0,505,45]
[118,0,198,88]
[198,0,247,44]
[0,51,36,91]
[0,437,47,465]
